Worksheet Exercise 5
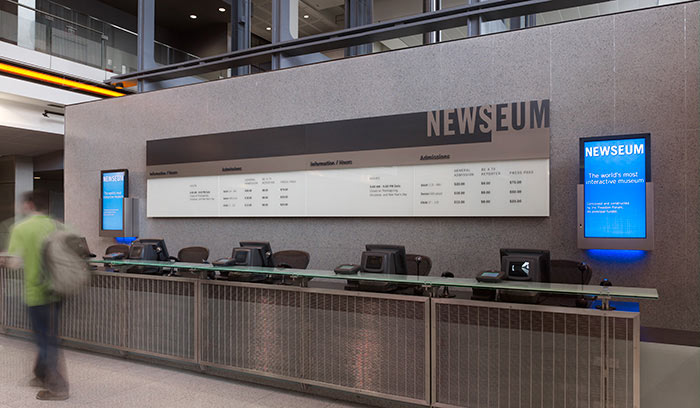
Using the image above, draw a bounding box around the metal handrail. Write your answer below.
[3,0,199,62]
[106,0,607,84]
[5,0,104,36]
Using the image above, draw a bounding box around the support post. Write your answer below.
[345,0,373,57]
[137,0,156,92]
[230,0,251,75]
[423,0,440,45]
[271,0,299,70]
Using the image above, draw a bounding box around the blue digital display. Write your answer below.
[102,171,126,231]
[583,137,647,238]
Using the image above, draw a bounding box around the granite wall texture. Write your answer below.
[65,3,700,331]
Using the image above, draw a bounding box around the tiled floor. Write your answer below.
[0,335,370,408]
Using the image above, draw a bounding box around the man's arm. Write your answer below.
[4,228,24,269]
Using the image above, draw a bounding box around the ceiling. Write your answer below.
[97,0,345,44]
[0,125,64,157]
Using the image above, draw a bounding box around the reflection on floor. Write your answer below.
[0,335,369,408]
[641,342,700,408]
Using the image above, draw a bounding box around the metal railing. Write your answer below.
[0,268,638,407]
[0,0,198,74]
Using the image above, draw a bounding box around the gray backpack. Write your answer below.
[42,225,92,296]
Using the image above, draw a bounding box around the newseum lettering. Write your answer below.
[427,100,550,138]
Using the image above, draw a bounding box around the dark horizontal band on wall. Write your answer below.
[641,326,700,347]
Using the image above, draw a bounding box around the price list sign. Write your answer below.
[148,159,548,217]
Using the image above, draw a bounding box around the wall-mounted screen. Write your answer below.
[101,169,128,232]
[578,134,653,250]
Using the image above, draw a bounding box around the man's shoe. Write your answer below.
[28,377,44,388]
[36,390,69,401]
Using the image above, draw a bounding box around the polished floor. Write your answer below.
[0,335,369,408]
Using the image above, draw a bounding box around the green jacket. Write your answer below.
[8,215,59,306]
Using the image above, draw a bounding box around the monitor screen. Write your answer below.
[508,261,531,278]
[239,241,273,266]
[581,135,649,239]
[365,244,407,275]
[365,255,384,270]
[101,170,128,231]
[129,245,143,259]
[500,248,551,282]
[234,249,249,264]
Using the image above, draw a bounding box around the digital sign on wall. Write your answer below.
[101,170,128,231]
[578,134,653,250]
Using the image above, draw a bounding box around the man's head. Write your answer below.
[21,191,48,216]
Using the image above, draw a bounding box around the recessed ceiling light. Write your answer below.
[303,14,309,19]
[266,26,271,31]
[219,7,225,12]
[189,14,197,19]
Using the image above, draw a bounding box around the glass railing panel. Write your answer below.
[0,2,18,44]
[89,259,659,300]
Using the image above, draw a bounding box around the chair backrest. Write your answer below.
[549,260,592,285]
[178,246,210,263]
[405,254,432,276]
[105,244,129,256]
[272,250,310,269]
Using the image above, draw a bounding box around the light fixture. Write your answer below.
[219,7,225,12]
[33,176,40,180]
[303,14,309,19]
[189,14,197,19]
[42,110,64,118]
[0,63,125,97]
[266,26,271,31]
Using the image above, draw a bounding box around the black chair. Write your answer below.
[177,246,210,263]
[105,244,129,257]
[173,246,210,278]
[103,244,130,272]
[272,250,310,269]
[271,250,310,285]
[549,260,592,285]
[406,254,432,276]
[542,260,593,307]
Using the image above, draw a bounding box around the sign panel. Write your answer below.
[147,159,549,217]
[578,134,653,250]
[101,170,128,231]
[146,99,550,217]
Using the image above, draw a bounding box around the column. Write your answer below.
[345,0,372,57]
[271,0,299,70]
[230,0,251,75]
[137,0,156,92]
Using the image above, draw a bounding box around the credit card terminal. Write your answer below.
[334,264,361,275]
[476,270,505,283]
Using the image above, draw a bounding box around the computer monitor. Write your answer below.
[500,248,551,282]
[238,241,273,267]
[127,238,170,274]
[362,244,407,275]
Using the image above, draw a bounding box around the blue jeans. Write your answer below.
[28,302,67,392]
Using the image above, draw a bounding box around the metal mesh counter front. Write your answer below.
[0,262,655,407]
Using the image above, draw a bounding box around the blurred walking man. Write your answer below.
[7,192,69,400]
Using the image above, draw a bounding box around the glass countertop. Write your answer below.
[90,259,659,300]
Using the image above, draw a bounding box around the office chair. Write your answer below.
[176,246,210,263]
[105,244,129,257]
[543,260,593,307]
[172,246,210,278]
[406,254,432,276]
[103,244,130,272]
[272,250,310,269]
[271,250,311,285]
[402,254,432,295]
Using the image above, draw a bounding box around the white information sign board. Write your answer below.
[147,159,549,217]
